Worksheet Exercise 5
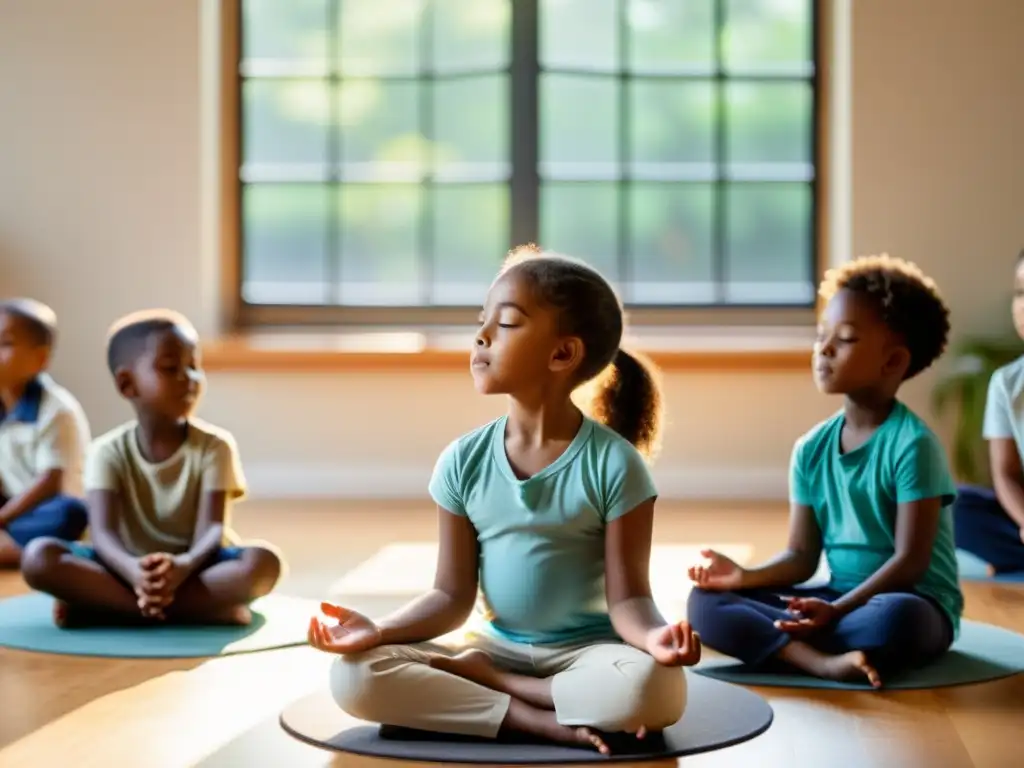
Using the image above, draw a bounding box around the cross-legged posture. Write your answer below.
[308,247,700,755]
[688,255,963,688]
[21,309,283,627]
[953,250,1024,574]
[0,299,90,568]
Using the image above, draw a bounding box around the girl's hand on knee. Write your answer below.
[645,620,702,666]
[307,602,383,655]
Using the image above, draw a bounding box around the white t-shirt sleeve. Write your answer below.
[83,439,120,492]
[982,368,1015,440]
[34,409,83,474]
[201,435,248,499]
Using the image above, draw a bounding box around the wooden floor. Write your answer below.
[0,501,1021,768]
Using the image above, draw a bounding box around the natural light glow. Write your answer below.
[329,542,757,600]
[0,649,335,767]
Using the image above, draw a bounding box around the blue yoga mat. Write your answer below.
[956,549,1024,584]
[0,592,316,658]
[693,619,1024,690]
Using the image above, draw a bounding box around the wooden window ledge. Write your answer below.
[202,327,814,373]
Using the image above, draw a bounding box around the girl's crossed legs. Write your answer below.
[328,629,685,751]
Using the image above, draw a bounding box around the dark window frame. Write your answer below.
[228,0,824,329]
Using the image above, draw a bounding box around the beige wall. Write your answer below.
[2,0,1022,500]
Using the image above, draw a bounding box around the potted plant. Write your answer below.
[932,337,1022,487]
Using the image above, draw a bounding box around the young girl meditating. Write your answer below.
[687,255,963,689]
[307,246,700,754]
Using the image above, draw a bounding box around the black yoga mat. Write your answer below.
[280,671,773,763]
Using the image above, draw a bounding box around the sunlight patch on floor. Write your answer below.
[0,647,334,768]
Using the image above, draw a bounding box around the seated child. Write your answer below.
[306,247,699,755]
[952,250,1024,574]
[687,255,963,688]
[0,298,90,568]
[21,309,282,626]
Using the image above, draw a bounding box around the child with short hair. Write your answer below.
[952,250,1024,574]
[687,255,962,688]
[0,298,90,567]
[307,246,699,755]
[21,309,282,627]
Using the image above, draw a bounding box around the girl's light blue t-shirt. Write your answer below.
[429,415,657,646]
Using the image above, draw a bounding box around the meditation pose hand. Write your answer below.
[773,596,838,635]
[687,549,746,591]
[135,553,190,619]
[645,620,701,666]
[308,602,383,654]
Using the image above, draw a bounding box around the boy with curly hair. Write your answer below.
[687,254,962,688]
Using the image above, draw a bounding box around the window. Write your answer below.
[235,0,819,325]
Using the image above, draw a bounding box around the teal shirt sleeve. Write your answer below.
[428,439,467,516]
[602,441,658,523]
[789,438,814,507]
[982,369,1014,440]
[894,433,956,506]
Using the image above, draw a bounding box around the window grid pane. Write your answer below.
[238,0,817,313]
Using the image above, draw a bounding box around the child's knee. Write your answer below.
[243,546,283,595]
[20,537,67,590]
[557,647,685,732]
[31,495,88,541]
[874,594,938,643]
[686,587,729,632]
[628,656,686,730]
[328,647,398,721]
[54,496,88,540]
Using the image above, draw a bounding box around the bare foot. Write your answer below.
[428,649,500,687]
[572,727,610,755]
[820,650,882,688]
[52,600,72,628]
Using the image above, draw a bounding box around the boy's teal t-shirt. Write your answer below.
[790,401,963,634]
[429,415,658,646]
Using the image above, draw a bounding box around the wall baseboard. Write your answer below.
[244,463,788,502]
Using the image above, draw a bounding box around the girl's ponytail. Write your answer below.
[589,348,663,460]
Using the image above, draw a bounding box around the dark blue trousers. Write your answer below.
[953,485,1024,573]
[3,495,88,547]
[687,586,953,674]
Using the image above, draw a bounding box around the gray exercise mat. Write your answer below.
[279,671,773,763]
[694,619,1024,690]
[956,549,1024,584]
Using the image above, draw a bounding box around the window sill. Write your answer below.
[202,327,814,373]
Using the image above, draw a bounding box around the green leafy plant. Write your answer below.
[932,337,1022,486]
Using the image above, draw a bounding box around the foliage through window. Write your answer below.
[238,0,818,317]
